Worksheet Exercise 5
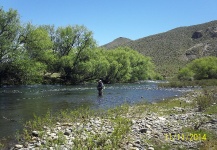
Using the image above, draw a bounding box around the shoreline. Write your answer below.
[3,87,217,149]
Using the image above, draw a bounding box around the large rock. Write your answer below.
[64,130,71,136]
[139,128,148,133]
[32,131,39,137]
[15,144,23,148]
[192,30,203,39]
[148,147,154,150]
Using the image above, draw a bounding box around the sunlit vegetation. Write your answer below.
[103,47,159,83]
[9,87,216,149]
[14,105,131,149]
[196,87,217,112]
[158,79,217,88]
[0,7,157,85]
[158,56,217,88]
[178,56,217,80]
[102,21,217,77]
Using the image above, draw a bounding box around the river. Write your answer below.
[0,81,192,139]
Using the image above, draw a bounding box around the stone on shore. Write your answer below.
[12,90,217,149]
[15,144,23,148]
[32,131,39,137]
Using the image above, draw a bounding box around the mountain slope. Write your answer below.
[102,20,217,77]
[102,37,132,49]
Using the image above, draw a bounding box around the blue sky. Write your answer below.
[1,0,217,46]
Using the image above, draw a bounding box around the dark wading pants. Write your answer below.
[98,88,103,96]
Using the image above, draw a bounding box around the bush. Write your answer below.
[196,88,217,111]
[103,47,156,83]
[178,56,217,80]
[178,67,194,81]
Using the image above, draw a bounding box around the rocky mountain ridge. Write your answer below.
[102,37,132,49]
[102,20,217,77]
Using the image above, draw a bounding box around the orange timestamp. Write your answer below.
[165,133,207,141]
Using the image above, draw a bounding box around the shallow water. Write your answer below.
[0,81,192,139]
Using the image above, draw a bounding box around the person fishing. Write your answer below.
[97,80,105,96]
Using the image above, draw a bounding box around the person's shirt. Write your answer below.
[97,82,104,88]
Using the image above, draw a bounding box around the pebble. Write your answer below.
[32,131,39,137]
[11,92,217,150]
[64,129,71,136]
[15,144,23,148]
[148,147,154,150]
[139,128,148,133]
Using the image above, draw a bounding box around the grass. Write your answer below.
[158,80,217,113]
[153,98,189,114]
[14,104,132,149]
[130,96,193,116]
[9,86,217,149]
[200,140,217,150]
[182,127,216,141]
[181,127,217,150]
[205,105,217,114]
[0,142,4,150]
[158,79,217,88]
[103,20,217,77]
[195,87,217,112]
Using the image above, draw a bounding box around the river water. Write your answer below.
[0,81,192,139]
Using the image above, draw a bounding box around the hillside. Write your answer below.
[102,37,132,49]
[102,20,217,77]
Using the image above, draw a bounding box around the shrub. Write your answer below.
[178,56,217,80]
[196,88,217,111]
[178,67,194,81]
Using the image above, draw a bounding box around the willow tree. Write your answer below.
[0,7,57,85]
[11,25,55,84]
[103,47,155,83]
[54,25,97,83]
[0,8,20,84]
[178,56,217,80]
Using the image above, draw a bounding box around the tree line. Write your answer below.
[178,56,217,81]
[0,8,158,85]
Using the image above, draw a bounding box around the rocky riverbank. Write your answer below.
[11,89,217,150]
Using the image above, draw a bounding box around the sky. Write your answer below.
[1,0,217,46]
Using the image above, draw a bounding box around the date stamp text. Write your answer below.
[165,133,207,141]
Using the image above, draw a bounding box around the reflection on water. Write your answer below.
[0,81,192,138]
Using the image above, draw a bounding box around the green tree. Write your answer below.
[54,25,97,83]
[39,25,56,42]
[104,48,131,83]
[178,56,217,80]
[12,52,47,84]
[0,8,20,85]
[54,25,95,57]
[0,7,56,85]
[177,67,194,81]
[20,23,58,72]
[103,47,155,83]
[22,27,53,62]
[128,49,155,81]
[0,7,157,85]
[75,48,109,83]
[191,57,217,79]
